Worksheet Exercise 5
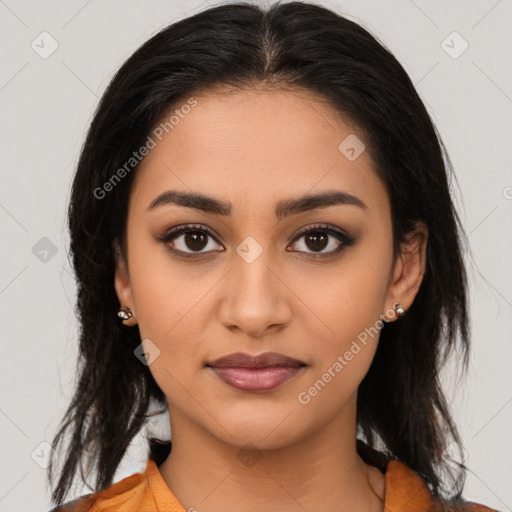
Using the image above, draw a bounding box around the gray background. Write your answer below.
[0,0,511,511]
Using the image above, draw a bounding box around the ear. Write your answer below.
[113,239,137,326]
[384,221,428,322]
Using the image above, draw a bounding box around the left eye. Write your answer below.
[288,224,355,257]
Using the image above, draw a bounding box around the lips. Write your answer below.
[207,351,306,369]
[206,351,307,392]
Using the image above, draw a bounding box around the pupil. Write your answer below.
[185,232,207,251]
[306,232,327,252]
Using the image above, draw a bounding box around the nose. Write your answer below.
[218,248,292,338]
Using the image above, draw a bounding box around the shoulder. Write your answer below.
[385,459,499,512]
[434,501,501,512]
[48,464,148,512]
[48,492,97,512]
[440,502,501,512]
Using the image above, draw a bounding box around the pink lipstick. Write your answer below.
[206,351,306,392]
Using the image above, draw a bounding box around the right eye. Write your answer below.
[157,224,224,258]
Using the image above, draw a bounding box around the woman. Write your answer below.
[47,2,498,511]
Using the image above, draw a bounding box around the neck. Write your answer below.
[158,393,386,512]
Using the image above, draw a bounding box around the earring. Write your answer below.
[118,305,137,326]
[117,306,133,320]
[394,303,406,318]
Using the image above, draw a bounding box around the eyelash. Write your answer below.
[156,223,356,260]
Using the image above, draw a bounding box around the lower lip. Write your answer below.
[209,366,304,392]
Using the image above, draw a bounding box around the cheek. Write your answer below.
[294,273,385,419]
[298,245,391,343]
[296,245,391,388]
[128,250,214,371]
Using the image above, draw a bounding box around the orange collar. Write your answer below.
[144,458,436,512]
[52,456,495,511]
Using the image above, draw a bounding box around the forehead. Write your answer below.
[129,87,389,219]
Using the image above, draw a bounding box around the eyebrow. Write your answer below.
[146,189,367,219]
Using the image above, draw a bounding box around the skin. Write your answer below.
[114,86,428,512]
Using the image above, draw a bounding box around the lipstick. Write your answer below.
[206,351,306,392]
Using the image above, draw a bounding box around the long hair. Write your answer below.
[48,1,473,507]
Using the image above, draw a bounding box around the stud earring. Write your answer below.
[118,305,137,326]
[394,303,406,318]
[117,306,133,320]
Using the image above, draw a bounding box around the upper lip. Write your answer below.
[207,351,306,368]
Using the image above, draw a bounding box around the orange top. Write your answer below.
[51,458,497,512]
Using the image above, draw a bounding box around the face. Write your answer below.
[114,87,427,451]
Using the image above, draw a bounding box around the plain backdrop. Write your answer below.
[0,0,511,511]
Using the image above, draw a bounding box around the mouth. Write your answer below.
[206,351,307,392]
